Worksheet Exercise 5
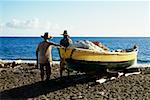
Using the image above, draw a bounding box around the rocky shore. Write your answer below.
[0,61,150,100]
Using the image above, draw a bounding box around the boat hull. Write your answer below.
[58,47,138,73]
[65,59,135,73]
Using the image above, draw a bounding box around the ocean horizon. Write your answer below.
[0,37,150,64]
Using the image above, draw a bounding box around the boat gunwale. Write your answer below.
[59,47,138,56]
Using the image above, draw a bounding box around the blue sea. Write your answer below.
[0,37,150,64]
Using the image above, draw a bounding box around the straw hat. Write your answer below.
[61,30,69,36]
[41,32,53,39]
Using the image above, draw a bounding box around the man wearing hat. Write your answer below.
[36,32,60,81]
[60,30,73,48]
[60,30,73,77]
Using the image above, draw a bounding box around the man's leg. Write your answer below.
[46,62,51,80]
[60,58,65,77]
[60,60,63,77]
[40,64,44,81]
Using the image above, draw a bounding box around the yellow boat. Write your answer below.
[58,46,138,73]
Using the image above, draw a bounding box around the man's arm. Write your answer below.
[47,41,62,47]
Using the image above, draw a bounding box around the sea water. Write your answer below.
[0,37,150,64]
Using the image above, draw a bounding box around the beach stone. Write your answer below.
[0,63,4,68]
[3,63,10,68]
[141,67,150,74]
[0,68,5,73]
[70,96,78,100]
[27,63,35,66]
[42,95,49,100]
[0,69,7,73]
[13,69,22,74]
[11,61,16,68]
[98,91,105,96]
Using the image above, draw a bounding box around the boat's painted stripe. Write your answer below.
[66,59,135,64]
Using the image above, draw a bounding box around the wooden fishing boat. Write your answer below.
[58,46,138,73]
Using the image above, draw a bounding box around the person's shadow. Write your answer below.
[0,74,97,99]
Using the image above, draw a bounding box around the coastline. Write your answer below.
[0,60,150,99]
[1,59,150,68]
[0,59,60,65]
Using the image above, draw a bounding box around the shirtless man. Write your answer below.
[36,32,60,81]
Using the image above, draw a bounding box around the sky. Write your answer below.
[0,0,149,37]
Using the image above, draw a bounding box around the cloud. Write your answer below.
[2,18,75,36]
[5,18,61,31]
[6,18,39,29]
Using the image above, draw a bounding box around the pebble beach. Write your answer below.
[0,61,150,100]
